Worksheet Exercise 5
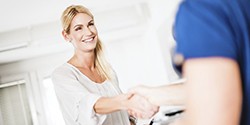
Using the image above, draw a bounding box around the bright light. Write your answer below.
[43,78,65,125]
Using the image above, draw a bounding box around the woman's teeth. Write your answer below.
[83,38,93,43]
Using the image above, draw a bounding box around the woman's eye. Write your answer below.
[75,27,82,31]
[89,23,94,26]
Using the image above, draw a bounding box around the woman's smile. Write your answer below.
[82,36,95,43]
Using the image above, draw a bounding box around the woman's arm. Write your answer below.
[93,93,132,114]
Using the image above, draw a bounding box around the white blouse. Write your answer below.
[52,63,130,125]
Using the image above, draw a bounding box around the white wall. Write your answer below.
[105,0,181,92]
[0,0,181,124]
[0,0,181,89]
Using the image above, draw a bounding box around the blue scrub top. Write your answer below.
[174,0,250,124]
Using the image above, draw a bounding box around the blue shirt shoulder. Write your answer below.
[174,0,250,125]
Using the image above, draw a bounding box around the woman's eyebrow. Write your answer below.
[73,24,83,28]
[88,20,94,23]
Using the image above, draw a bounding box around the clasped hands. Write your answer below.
[118,86,159,119]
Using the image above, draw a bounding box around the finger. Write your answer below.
[154,106,159,112]
[141,113,149,119]
[136,112,143,119]
[151,105,159,113]
[132,111,138,118]
[128,109,132,115]
[125,93,134,99]
[142,112,153,119]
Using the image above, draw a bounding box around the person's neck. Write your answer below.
[69,50,95,70]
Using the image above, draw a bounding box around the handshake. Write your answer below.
[120,85,160,119]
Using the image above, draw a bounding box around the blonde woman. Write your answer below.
[52,5,158,125]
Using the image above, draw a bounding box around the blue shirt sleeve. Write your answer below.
[174,1,238,62]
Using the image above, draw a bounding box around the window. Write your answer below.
[42,78,65,125]
[0,80,32,125]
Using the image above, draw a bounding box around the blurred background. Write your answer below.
[0,0,181,125]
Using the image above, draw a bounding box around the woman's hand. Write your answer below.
[128,85,158,105]
[125,94,159,119]
[95,93,158,119]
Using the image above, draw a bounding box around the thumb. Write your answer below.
[124,93,134,99]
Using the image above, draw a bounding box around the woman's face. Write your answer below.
[68,13,98,52]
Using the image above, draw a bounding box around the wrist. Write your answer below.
[147,87,160,105]
[115,94,129,110]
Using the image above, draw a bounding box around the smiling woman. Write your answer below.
[62,13,99,53]
[51,5,158,125]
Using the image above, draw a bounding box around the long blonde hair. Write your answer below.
[61,5,113,81]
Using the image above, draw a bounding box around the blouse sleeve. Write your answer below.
[51,66,106,125]
[110,67,123,94]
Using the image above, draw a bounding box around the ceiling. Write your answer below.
[0,0,181,64]
[0,0,147,33]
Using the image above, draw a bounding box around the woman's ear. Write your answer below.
[62,30,71,42]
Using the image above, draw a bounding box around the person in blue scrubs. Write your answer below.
[174,0,250,124]
[129,0,250,125]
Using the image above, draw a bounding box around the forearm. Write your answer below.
[94,96,126,114]
[149,84,186,106]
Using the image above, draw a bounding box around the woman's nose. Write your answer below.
[83,27,92,36]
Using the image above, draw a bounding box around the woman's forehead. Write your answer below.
[71,13,93,25]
